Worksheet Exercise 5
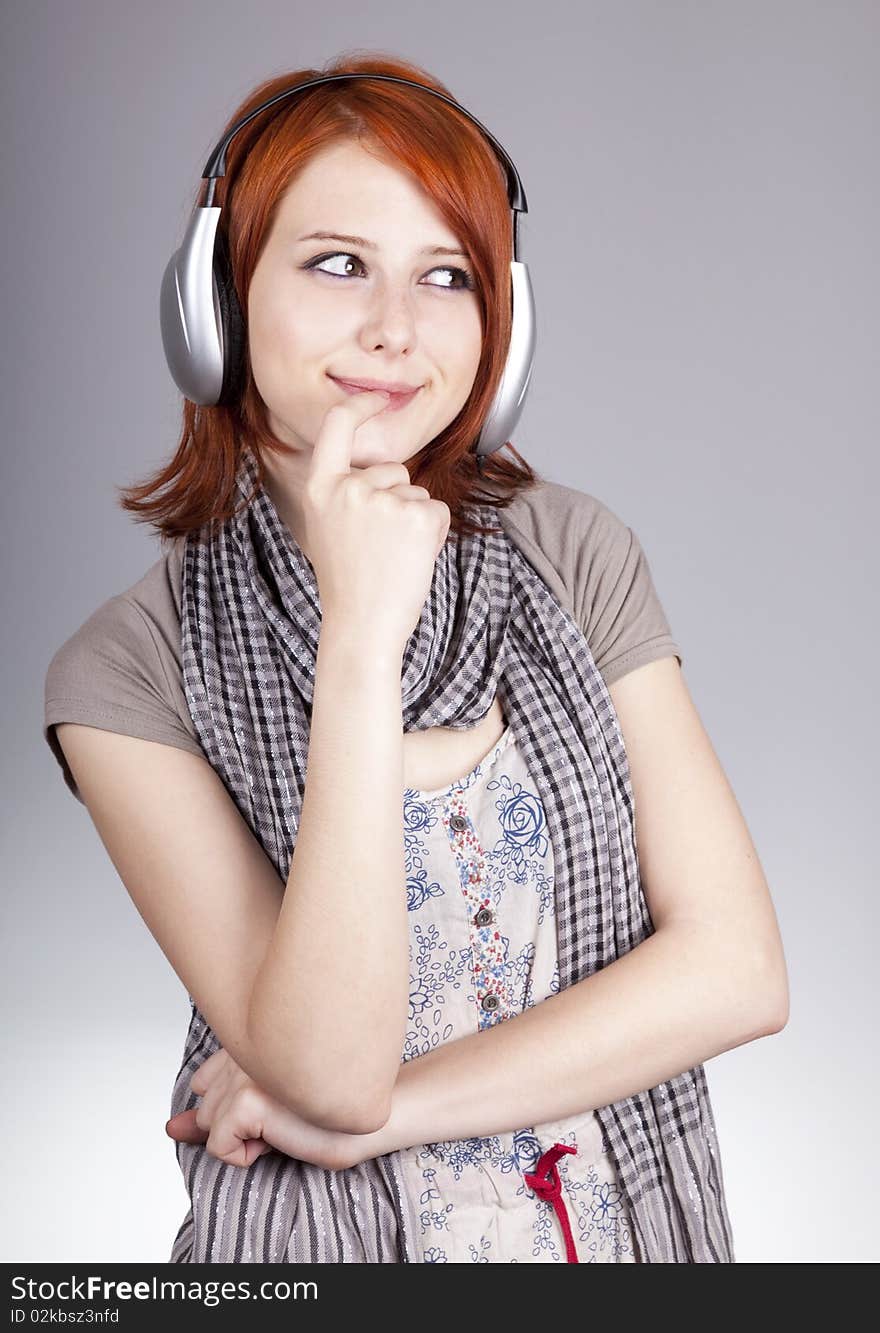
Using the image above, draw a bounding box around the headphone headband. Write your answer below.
[200,73,528,211]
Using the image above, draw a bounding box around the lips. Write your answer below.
[328,375,422,410]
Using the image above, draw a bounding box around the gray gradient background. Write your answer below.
[5,0,877,1263]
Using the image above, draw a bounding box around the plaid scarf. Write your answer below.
[169,443,735,1263]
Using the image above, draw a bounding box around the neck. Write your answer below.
[256,447,313,560]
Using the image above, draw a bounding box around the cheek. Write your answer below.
[249,272,326,365]
[427,303,481,370]
[249,308,321,400]
[446,311,483,390]
[254,304,303,358]
[458,301,484,361]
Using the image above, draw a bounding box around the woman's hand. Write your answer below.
[164,1047,358,1172]
[301,389,451,654]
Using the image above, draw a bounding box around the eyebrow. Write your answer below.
[297,230,469,259]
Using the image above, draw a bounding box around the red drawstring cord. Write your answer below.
[523,1141,580,1263]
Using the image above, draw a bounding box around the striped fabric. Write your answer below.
[171,443,735,1263]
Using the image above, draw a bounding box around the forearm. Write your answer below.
[356,921,784,1157]
[247,618,408,1133]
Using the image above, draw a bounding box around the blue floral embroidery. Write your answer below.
[395,728,635,1261]
[403,795,442,834]
[469,1236,492,1262]
[406,868,445,913]
[488,777,550,864]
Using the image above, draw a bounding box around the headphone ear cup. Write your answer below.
[474,259,536,459]
[212,226,247,406]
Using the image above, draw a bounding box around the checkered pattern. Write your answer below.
[168,443,735,1263]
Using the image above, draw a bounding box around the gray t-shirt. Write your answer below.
[43,476,682,805]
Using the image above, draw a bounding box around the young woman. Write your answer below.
[44,52,788,1264]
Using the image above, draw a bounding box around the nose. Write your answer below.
[358,282,418,358]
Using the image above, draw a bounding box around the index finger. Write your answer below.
[308,389,392,484]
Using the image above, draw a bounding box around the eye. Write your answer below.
[425,265,475,291]
[306,252,364,280]
[304,251,475,291]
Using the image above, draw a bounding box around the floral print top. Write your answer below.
[399,720,638,1263]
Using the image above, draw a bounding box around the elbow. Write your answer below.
[246,1001,392,1134]
[286,1085,392,1136]
[310,1095,393,1137]
[749,948,791,1035]
[763,975,790,1033]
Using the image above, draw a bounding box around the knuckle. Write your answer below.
[232,1084,260,1115]
[411,504,435,530]
[342,476,368,503]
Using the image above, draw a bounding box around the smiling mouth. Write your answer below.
[328,375,422,411]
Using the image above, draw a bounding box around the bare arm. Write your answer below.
[346,917,785,1161]
[246,618,409,1134]
[344,654,790,1159]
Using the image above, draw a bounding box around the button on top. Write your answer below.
[450,814,468,831]
[474,907,494,927]
[481,993,500,1011]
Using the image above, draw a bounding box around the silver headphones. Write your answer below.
[160,73,536,461]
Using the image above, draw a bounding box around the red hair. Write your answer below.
[118,51,543,547]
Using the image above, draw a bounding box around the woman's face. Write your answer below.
[247,139,483,475]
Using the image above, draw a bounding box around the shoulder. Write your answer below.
[45,538,186,692]
[497,477,609,618]
[498,477,682,687]
[44,537,201,804]
[500,475,636,583]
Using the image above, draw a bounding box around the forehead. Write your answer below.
[271,140,462,247]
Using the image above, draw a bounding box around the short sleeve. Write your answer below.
[575,499,683,686]
[44,592,206,805]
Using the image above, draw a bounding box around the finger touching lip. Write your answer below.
[328,375,421,410]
